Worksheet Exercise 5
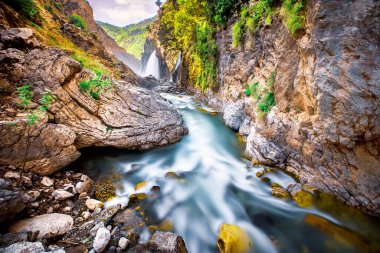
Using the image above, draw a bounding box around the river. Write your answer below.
[72,94,380,253]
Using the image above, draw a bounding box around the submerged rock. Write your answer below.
[148,231,187,253]
[8,213,74,239]
[217,224,252,253]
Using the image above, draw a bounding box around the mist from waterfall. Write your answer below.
[143,50,160,79]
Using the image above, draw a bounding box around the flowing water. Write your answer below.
[143,50,160,79]
[72,94,380,253]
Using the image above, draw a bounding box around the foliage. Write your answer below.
[38,91,53,111]
[98,17,156,59]
[244,82,258,97]
[281,0,305,36]
[27,113,38,125]
[44,5,53,14]
[51,1,62,11]
[6,0,38,19]
[69,15,86,30]
[79,71,112,100]
[213,0,235,26]
[16,85,32,109]
[232,20,244,47]
[258,91,275,112]
[71,52,109,75]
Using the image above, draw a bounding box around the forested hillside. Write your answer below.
[98,16,156,59]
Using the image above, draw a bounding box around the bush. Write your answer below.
[281,0,305,36]
[214,0,236,26]
[258,91,276,112]
[16,85,32,109]
[69,15,86,30]
[232,20,244,47]
[79,71,111,100]
[6,0,38,19]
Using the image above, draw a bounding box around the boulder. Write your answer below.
[93,227,110,253]
[9,213,74,239]
[217,224,252,253]
[0,241,46,253]
[52,190,74,200]
[86,199,104,211]
[0,179,27,223]
[0,28,42,49]
[223,101,245,130]
[148,231,187,253]
[75,175,94,194]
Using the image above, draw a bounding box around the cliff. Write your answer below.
[154,0,380,216]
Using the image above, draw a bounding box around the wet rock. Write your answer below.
[223,101,245,130]
[118,237,129,250]
[0,241,45,253]
[271,184,290,199]
[217,224,252,253]
[86,199,104,211]
[52,189,74,200]
[148,231,187,253]
[93,227,111,253]
[0,179,27,223]
[41,177,54,187]
[9,213,74,239]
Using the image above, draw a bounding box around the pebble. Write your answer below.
[118,237,129,250]
[41,176,54,187]
[86,199,104,211]
[52,190,74,200]
[93,227,110,253]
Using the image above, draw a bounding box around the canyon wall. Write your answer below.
[157,0,380,216]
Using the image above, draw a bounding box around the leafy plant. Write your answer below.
[281,0,305,36]
[27,113,38,125]
[69,15,86,30]
[232,20,244,47]
[6,0,39,19]
[16,85,33,109]
[258,91,276,112]
[38,91,53,111]
[244,82,259,97]
[79,71,112,100]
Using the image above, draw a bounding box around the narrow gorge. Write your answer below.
[0,0,379,253]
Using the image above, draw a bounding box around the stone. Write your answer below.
[52,190,74,200]
[271,185,290,199]
[41,177,54,187]
[148,231,187,253]
[223,101,245,130]
[113,209,144,235]
[0,179,27,223]
[4,171,20,180]
[118,237,129,250]
[86,199,104,211]
[0,28,42,49]
[75,175,94,194]
[0,232,28,247]
[217,224,252,253]
[0,241,46,253]
[93,227,111,253]
[82,211,91,220]
[9,213,74,239]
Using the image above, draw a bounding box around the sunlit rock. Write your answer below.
[217,224,252,253]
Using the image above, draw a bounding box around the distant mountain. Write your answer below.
[98,16,157,60]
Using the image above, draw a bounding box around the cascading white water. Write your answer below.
[144,50,160,79]
[170,52,182,82]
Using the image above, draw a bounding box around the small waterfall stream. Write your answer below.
[143,50,160,79]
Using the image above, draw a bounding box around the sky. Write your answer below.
[87,0,160,27]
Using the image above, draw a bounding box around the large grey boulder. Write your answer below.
[8,213,74,239]
[148,231,187,253]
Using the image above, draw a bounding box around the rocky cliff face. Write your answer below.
[57,0,141,73]
[158,0,380,216]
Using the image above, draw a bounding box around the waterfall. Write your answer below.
[143,50,160,79]
[171,52,182,83]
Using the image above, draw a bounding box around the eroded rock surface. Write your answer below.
[0,27,187,175]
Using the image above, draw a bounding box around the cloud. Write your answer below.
[115,0,152,5]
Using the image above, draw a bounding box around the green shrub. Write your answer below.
[214,0,235,26]
[27,113,38,125]
[6,0,38,19]
[232,20,244,47]
[244,82,259,97]
[258,91,276,112]
[16,85,32,109]
[69,15,86,30]
[281,0,305,36]
[38,91,53,111]
[79,71,111,100]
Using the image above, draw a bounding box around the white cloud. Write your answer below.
[101,6,155,26]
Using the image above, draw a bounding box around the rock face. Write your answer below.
[0,179,27,223]
[168,0,380,216]
[9,213,74,239]
[0,27,187,175]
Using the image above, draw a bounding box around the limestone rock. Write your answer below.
[93,227,110,253]
[223,101,245,130]
[9,213,74,239]
[86,199,104,211]
[41,177,54,187]
[148,231,187,253]
[75,175,94,194]
[0,241,46,253]
[52,190,74,200]
[118,237,129,250]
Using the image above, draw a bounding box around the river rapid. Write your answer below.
[72,94,380,253]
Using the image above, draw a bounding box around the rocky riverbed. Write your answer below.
[0,165,188,252]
